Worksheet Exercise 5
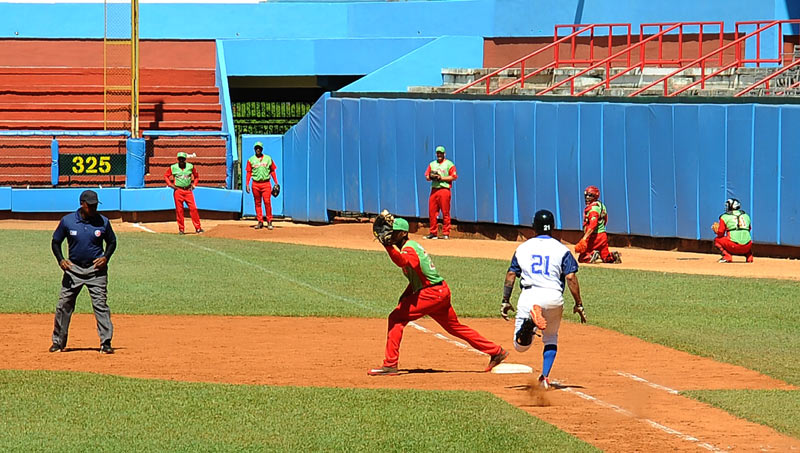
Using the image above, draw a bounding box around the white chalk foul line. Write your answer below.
[617,371,680,395]
[562,388,721,452]
[131,223,157,233]
[408,322,486,356]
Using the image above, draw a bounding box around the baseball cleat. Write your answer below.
[538,374,551,390]
[589,251,601,263]
[441,235,450,240]
[485,348,509,372]
[178,231,185,235]
[531,305,547,330]
[718,258,732,263]
[100,342,114,354]
[255,222,263,230]
[196,228,204,234]
[423,234,438,240]
[367,366,399,376]
[612,251,622,264]
[516,318,535,347]
[267,222,274,230]
[48,343,63,353]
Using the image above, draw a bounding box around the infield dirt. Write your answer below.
[1,219,799,452]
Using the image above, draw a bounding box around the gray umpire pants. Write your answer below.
[52,264,113,348]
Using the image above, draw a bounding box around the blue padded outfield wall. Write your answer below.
[284,95,800,247]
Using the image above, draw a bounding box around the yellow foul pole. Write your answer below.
[131,0,140,137]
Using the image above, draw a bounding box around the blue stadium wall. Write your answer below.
[283,94,800,247]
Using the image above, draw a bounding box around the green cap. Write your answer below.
[254,142,263,149]
[435,146,446,154]
[392,218,409,232]
[177,152,188,159]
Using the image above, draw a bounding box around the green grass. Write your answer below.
[683,390,800,438]
[0,370,597,452]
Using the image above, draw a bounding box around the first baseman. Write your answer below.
[50,190,116,354]
[501,210,585,389]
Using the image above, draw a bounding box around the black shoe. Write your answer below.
[178,231,185,235]
[267,222,274,230]
[515,318,534,347]
[423,234,438,240]
[49,343,62,353]
[255,222,264,230]
[441,235,450,240]
[196,228,204,234]
[100,342,114,354]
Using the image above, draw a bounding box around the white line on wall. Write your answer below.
[616,371,680,394]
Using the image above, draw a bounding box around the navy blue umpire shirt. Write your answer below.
[52,210,117,268]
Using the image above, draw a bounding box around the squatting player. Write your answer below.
[576,185,621,264]
[501,210,585,389]
[368,217,508,376]
[713,198,753,263]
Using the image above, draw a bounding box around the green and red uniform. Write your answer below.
[579,201,613,263]
[425,159,457,236]
[164,163,201,232]
[380,240,502,368]
[246,154,278,223]
[714,210,753,262]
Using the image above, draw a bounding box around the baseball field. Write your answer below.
[0,219,798,452]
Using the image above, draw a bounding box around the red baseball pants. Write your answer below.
[252,181,273,223]
[428,188,452,236]
[173,188,201,232]
[381,281,502,368]
[578,232,613,263]
[714,236,753,262]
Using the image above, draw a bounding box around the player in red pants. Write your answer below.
[368,217,508,376]
[424,146,457,239]
[164,152,203,235]
[576,185,620,264]
[245,142,279,230]
[713,198,753,263]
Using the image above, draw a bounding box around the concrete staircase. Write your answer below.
[410,66,794,97]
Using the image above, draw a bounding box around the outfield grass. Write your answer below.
[0,370,597,452]
[684,390,800,438]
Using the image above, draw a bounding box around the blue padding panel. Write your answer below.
[359,98,380,213]
[341,98,362,212]
[307,95,328,222]
[516,102,538,227]
[556,103,580,230]
[289,119,309,221]
[602,104,628,234]
[780,107,800,246]
[125,138,146,189]
[282,131,295,216]
[394,99,418,218]
[473,102,496,223]
[376,99,398,213]
[193,187,243,212]
[13,188,120,213]
[624,105,652,237]
[453,101,477,222]
[649,105,676,238]
[751,105,779,244]
[673,105,700,239]
[578,103,603,194]
[0,187,11,210]
[241,135,283,217]
[697,105,727,241]
[121,188,175,212]
[433,101,455,215]
[414,100,435,218]
[726,105,753,210]
[494,102,516,225]
[325,98,344,212]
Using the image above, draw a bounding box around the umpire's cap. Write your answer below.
[79,190,100,205]
[392,218,410,232]
[532,210,555,235]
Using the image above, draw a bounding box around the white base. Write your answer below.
[491,363,533,374]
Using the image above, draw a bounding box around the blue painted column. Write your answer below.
[126,138,146,188]
[50,139,59,186]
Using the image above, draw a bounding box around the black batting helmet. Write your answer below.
[532,210,555,235]
[725,198,741,212]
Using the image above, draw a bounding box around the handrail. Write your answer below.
[553,23,632,68]
[735,20,787,67]
[639,22,724,68]
[536,23,682,96]
[735,58,800,97]
[452,24,595,95]
[628,21,781,97]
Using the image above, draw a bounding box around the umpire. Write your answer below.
[49,190,117,354]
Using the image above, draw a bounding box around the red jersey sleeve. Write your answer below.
[448,164,458,181]
[164,167,173,186]
[385,244,421,269]
[245,160,253,187]
[191,167,199,186]
[270,161,278,185]
[716,216,728,237]
[424,165,432,179]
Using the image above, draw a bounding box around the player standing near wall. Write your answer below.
[164,152,203,235]
[712,198,753,263]
[245,142,280,230]
[574,185,621,264]
[368,214,508,376]
[424,146,457,240]
[49,190,117,354]
[501,210,586,389]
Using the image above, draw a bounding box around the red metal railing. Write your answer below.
[553,24,632,68]
[537,23,682,96]
[735,20,791,66]
[628,21,786,97]
[639,22,724,67]
[735,58,800,96]
[452,24,629,95]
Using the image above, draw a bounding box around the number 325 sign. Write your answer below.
[58,154,126,176]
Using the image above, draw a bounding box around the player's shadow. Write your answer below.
[402,368,485,375]
[61,347,125,353]
[507,382,584,391]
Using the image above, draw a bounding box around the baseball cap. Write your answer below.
[254,142,263,149]
[79,190,100,205]
[435,146,446,154]
[177,152,188,159]
[392,218,409,232]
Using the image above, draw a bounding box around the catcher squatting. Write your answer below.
[369,210,585,388]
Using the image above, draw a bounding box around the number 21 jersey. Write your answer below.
[508,235,579,302]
